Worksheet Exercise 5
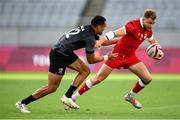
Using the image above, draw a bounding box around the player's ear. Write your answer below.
[96,25,102,34]
[93,25,99,34]
[104,22,107,28]
[95,35,100,40]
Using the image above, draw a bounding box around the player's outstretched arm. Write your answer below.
[114,26,126,37]
[95,27,125,49]
[102,38,120,46]
[95,38,119,48]
[86,50,118,64]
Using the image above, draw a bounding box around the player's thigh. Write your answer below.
[68,58,90,74]
[128,62,152,82]
[92,64,113,84]
[48,72,63,88]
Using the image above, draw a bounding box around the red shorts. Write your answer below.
[105,53,141,69]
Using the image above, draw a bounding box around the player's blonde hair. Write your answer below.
[144,9,157,20]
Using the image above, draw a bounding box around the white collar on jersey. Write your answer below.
[140,17,144,28]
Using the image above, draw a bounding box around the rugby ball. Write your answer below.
[146,43,162,59]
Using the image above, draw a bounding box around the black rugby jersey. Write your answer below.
[52,25,99,55]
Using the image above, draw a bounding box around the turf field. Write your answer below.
[0,72,180,119]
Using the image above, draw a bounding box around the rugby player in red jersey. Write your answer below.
[68,9,164,109]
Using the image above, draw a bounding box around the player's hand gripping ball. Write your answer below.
[146,43,164,60]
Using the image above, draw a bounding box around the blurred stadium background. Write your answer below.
[0,0,180,119]
[0,0,180,73]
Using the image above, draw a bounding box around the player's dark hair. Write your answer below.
[91,15,106,27]
[144,9,157,20]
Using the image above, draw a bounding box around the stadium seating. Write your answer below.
[0,0,179,47]
[102,0,180,29]
[0,0,87,28]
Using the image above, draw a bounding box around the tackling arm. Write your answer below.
[86,53,104,64]
[95,27,125,48]
[86,51,118,64]
[96,38,119,47]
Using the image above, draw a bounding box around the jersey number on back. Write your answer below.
[65,26,85,38]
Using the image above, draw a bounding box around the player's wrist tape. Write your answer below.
[105,31,115,40]
[103,55,108,60]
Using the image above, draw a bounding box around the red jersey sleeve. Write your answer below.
[124,22,135,35]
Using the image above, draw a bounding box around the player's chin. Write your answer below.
[147,28,152,31]
[145,26,152,31]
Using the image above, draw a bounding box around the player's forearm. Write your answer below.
[148,38,158,44]
[102,39,119,46]
[87,56,104,64]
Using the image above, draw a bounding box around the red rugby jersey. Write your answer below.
[114,18,153,57]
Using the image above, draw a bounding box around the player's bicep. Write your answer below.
[105,26,127,40]
[85,38,95,54]
[122,22,135,35]
[114,27,126,37]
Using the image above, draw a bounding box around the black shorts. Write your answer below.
[49,49,78,75]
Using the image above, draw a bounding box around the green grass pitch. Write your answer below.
[0,72,180,119]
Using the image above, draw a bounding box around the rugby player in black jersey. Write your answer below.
[15,16,118,113]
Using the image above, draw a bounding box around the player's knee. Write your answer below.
[143,76,152,85]
[81,67,90,76]
[48,86,58,93]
